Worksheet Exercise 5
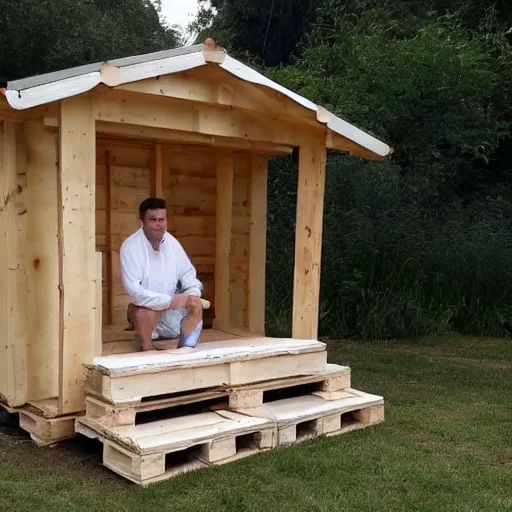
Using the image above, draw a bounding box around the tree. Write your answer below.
[0,0,181,81]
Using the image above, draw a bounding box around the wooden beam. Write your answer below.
[25,121,60,401]
[91,91,317,147]
[0,120,28,407]
[292,134,327,340]
[105,150,115,325]
[151,144,165,198]
[214,152,234,325]
[58,95,97,414]
[116,68,319,128]
[95,252,103,358]
[248,154,268,335]
[58,120,293,156]
[326,131,388,160]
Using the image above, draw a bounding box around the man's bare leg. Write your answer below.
[127,303,162,351]
[180,296,203,348]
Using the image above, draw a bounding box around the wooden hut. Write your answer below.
[0,40,391,481]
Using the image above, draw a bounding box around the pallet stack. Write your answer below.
[75,338,384,485]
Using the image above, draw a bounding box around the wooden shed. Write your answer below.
[0,40,391,459]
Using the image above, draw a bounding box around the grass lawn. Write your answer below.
[0,334,511,511]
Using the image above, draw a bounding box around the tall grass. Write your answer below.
[265,154,512,339]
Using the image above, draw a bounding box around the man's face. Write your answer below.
[141,208,167,241]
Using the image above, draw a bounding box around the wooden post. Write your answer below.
[292,133,327,340]
[58,95,97,414]
[151,144,165,198]
[0,120,28,406]
[105,150,115,325]
[214,151,234,325]
[248,154,268,335]
[25,121,60,401]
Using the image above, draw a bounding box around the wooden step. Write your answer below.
[83,364,351,429]
[86,338,328,404]
[75,410,277,485]
[235,388,385,446]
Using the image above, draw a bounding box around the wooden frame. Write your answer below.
[0,49,389,422]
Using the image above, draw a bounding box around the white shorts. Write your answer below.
[153,308,203,348]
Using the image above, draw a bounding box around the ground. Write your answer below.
[0,334,511,511]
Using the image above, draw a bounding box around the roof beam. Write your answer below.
[326,131,392,161]
[115,66,320,129]
[90,90,318,147]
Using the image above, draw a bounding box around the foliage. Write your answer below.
[263,8,512,339]
[0,0,181,81]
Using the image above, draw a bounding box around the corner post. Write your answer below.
[292,133,327,340]
[248,153,268,335]
[58,95,97,414]
[0,120,28,406]
[214,151,234,326]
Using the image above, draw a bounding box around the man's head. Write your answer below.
[139,197,167,243]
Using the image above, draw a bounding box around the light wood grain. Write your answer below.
[58,95,97,414]
[292,133,327,340]
[25,121,60,401]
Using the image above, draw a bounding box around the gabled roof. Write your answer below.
[1,40,392,158]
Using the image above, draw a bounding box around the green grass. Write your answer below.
[1,334,511,511]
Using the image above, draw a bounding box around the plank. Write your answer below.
[95,121,293,156]
[151,143,165,198]
[248,154,268,335]
[215,152,233,325]
[58,95,98,414]
[92,91,314,147]
[93,338,326,376]
[24,122,60,400]
[292,134,327,340]
[0,120,28,406]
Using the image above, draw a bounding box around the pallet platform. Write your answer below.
[237,388,385,447]
[83,363,351,429]
[86,338,328,404]
[17,406,82,446]
[76,410,276,485]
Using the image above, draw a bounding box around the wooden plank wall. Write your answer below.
[164,146,250,329]
[95,141,253,332]
[96,141,152,326]
[0,120,29,407]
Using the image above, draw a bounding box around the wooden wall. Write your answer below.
[96,140,253,331]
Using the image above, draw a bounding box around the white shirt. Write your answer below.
[119,228,202,311]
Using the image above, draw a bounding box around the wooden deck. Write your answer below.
[101,324,257,356]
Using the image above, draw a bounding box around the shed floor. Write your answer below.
[102,325,254,356]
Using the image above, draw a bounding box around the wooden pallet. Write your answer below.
[76,410,277,485]
[2,400,82,446]
[86,338,328,404]
[236,388,385,446]
[17,406,83,446]
[83,364,351,429]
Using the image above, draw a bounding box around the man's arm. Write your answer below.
[119,243,171,311]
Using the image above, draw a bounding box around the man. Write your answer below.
[119,197,203,351]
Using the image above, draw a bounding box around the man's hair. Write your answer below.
[139,197,167,217]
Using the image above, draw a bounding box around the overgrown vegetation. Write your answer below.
[1,0,511,339]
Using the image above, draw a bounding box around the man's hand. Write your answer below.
[170,293,189,310]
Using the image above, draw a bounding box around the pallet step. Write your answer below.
[86,338,328,404]
[76,410,277,485]
[83,364,351,429]
[236,388,385,446]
